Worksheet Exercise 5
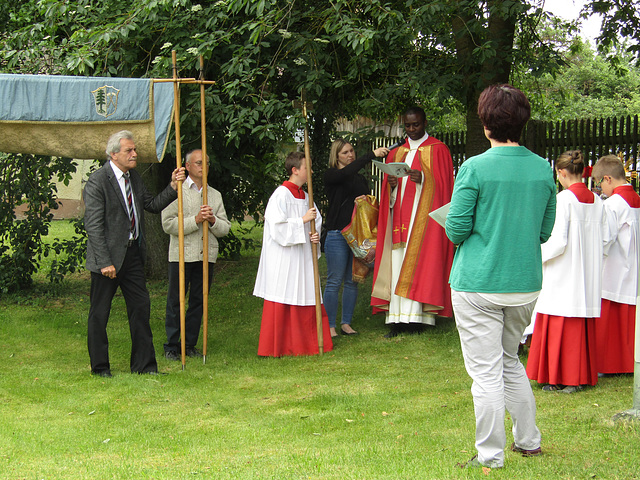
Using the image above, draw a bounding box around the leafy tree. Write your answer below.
[513,17,640,122]
[0,0,579,285]
[585,0,640,65]
[1,0,568,157]
[0,153,82,293]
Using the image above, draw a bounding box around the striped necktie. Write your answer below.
[123,172,137,239]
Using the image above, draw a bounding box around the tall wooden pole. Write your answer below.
[200,56,210,365]
[172,50,187,370]
[301,89,323,355]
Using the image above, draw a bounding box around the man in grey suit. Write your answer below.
[84,130,185,377]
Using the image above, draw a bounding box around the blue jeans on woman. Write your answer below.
[323,230,358,329]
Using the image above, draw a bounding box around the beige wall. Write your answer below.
[15,159,96,220]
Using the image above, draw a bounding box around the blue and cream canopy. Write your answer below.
[0,74,174,163]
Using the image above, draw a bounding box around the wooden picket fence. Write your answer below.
[524,116,640,174]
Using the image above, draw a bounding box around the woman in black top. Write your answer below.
[323,138,389,337]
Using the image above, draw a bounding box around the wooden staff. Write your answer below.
[172,50,187,370]
[199,56,210,365]
[300,89,323,355]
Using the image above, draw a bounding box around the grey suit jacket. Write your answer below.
[84,162,177,274]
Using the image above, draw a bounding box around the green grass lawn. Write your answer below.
[0,223,639,478]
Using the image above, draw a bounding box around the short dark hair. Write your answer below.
[556,150,584,176]
[477,84,530,143]
[592,154,626,181]
[285,151,305,176]
[403,106,426,123]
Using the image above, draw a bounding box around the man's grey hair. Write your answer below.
[105,130,135,161]
[185,149,209,164]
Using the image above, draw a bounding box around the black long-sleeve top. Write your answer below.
[323,151,376,231]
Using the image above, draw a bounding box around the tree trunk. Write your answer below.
[465,100,491,158]
[453,0,518,160]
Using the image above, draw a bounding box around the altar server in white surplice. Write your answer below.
[526,150,610,392]
[592,154,640,375]
[253,151,334,357]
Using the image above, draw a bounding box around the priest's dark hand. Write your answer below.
[408,169,422,184]
[388,175,398,189]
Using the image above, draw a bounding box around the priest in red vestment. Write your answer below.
[371,107,454,337]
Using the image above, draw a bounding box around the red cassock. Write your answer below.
[526,313,598,386]
[526,183,602,387]
[597,185,640,374]
[597,300,635,374]
[254,181,334,358]
[371,136,454,317]
[258,301,333,357]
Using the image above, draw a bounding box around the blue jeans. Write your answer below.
[323,230,358,328]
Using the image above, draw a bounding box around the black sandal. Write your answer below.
[542,384,564,392]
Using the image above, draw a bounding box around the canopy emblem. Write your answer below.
[91,85,120,118]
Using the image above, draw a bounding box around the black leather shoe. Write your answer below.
[384,329,399,338]
[186,347,203,358]
[92,370,112,378]
[164,350,180,361]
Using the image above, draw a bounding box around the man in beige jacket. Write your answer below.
[161,149,231,360]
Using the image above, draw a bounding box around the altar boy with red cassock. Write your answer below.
[592,155,640,374]
[254,152,333,357]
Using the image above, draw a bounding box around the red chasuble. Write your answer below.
[370,136,454,317]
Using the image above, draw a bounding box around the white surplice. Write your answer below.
[602,193,640,305]
[523,188,608,338]
[253,185,322,306]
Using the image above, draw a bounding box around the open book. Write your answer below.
[428,202,450,229]
[372,159,410,177]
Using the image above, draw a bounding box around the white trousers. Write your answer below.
[452,290,541,467]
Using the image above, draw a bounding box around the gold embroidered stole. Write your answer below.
[372,144,437,304]
[394,144,435,298]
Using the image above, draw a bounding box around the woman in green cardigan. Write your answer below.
[445,84,556,469]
